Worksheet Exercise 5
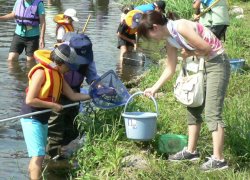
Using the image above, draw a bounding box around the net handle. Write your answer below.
[123,91,158,115]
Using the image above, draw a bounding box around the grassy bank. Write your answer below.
[71,1,250,179]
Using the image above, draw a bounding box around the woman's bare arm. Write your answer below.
[177,20,211,58]
[144,44,178,97]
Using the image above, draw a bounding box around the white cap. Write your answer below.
[64,8,79,22]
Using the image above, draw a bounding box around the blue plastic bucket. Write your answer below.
[229,59,245,72]
[122,91,158,141]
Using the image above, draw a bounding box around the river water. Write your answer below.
[0,0,152,179]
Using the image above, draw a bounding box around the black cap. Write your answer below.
[154,1,166,13]
[121,5,134,14]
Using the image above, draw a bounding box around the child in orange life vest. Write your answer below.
[20,44,90,180]
[54,8,79,43]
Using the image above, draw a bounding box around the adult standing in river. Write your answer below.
[46,33,100,160]
[0,0,46,61]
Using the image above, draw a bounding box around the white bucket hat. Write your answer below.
[64,8,79,22]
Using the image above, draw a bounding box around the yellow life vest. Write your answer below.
[124,9,143,32]
[27,50,63,102]
[54,14,74,35]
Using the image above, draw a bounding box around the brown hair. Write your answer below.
[137,11,168,39]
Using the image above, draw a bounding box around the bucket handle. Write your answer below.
[123,91,158,115]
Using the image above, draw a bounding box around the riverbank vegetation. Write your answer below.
[70,0,250,179]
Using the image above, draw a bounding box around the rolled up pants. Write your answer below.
[187,53,231,131]
[46,96,79,158]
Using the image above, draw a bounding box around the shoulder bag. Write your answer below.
[174,58,205,107]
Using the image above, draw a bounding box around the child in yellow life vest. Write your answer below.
[54,8,79,43]
[20,44,90,179]
[117,10,143,62]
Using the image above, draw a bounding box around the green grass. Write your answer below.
[224,5,250,64]
[116,0,194,18]
[69,1,250,179]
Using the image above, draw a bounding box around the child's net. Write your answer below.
[89,70,130,109]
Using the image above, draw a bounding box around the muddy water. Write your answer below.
[0,0,155,179]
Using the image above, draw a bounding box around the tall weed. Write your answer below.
[225,17,250,61]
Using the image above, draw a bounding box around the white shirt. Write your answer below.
[56,26,66,41]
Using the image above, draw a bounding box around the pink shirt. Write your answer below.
[167,20,224,60]
[196,22,224,59]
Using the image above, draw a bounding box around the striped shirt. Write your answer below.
[166,19,224,60]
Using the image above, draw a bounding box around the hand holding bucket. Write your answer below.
[122,91,158,141]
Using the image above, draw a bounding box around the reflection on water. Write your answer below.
[0,50,28,121]
[47,0,62,6]
[90,0,109,31]
[0,0,154,179]
[0,126,29,179]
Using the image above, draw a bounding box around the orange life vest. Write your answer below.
[26,50,63,102]
[127,27,137,35]
[54,14,74,36]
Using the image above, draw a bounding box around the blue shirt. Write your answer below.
[135,3,155,13]
[85,61,99,85]
[13,0,45,37]
[201,0,214,6]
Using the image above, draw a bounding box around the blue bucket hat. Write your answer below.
[68,33,93,65]
[131,12,143,29]
[125,10,143,29]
